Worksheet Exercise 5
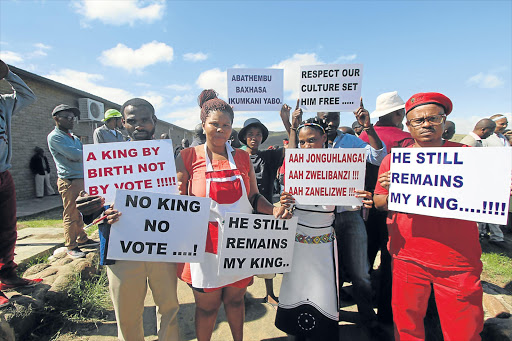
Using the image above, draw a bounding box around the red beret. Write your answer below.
[405,92,453,115]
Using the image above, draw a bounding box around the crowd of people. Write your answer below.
[1,57,511,341]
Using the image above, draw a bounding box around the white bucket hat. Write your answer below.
[370,91,405,119]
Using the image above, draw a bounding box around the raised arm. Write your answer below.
[288,99,303,149]
[280,103,292,135]
[0,61,36,114]
[354,98,383,151]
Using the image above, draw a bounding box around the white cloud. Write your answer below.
[196,68,228,98]
[141,91,165,111]
[167,83,192,91]
[271,53,323,99]
[467,72,504,88]
[74,0,165,26]
[1,43,51,63]
[163,106,201,130]
[335,54,357,63]
[44,69,133,104]
[34,43,51,50]
[0,51,23,64]
[183,52,208,62]
[99,41,174,72]
[171,94,195,106]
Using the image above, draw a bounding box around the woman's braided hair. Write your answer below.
[197,89,234,124]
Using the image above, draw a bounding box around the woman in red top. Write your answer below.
[175,89,290,341]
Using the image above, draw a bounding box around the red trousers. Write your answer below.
[0,171,17,279]
[392,258,483,341]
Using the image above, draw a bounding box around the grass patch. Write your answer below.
[86,225,98,236]
[26,268,112,341]
[17,253,51,275]
[62,269,112,320]
[481,252,512,288]
[17,207,63,229]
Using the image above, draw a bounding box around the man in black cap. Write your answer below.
[47,104,98,259]
[0,59,37,308]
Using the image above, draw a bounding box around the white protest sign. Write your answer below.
[218,213,298,276]
[388,147,511,224]
[108,190,211,262]
[228,68,284,111]
[83,140,178,204]
[299,64,363,112]
[285,148,366,205]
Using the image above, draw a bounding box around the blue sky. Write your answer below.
[1,0,510,134]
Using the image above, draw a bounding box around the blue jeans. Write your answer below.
[335,210,377,324]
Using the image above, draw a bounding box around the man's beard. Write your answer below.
[131,127,155,141]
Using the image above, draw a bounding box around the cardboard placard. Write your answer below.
[228,68,284,111]
[388,147,511,224]
[108,190,211,262]
[83,140,177,204]
[284,148,366,205]
[218,213,298,276]
[299,64,363,112]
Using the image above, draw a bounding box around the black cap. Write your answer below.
[52,104,80,117]
[238,118,269,145]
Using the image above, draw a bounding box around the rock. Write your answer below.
[73,259,95,280]
[52,257,73,266]
[482,316,512,341]
[23,263,50,277]
[483,294,510,318]
[41,274,58,286]
[47,268,75,295]
[34,267,59,278]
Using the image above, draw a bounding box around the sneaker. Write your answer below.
[0,277,43,291]
[67,248,86,259]
[78,239,100,247]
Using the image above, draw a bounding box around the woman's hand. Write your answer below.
[280,103,291,123]
[355,190,373,208]
[280,191,295,209]
[273,206,293,219]
[378,171,391,191]
[291,99,303,129]
[105,205,122,224]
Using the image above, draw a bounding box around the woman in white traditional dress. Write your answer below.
[276,113,373,341]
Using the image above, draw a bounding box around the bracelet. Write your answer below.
[290,127,298,131]
[362,124,374,131]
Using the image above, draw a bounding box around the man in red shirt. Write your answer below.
[374,92,483,340]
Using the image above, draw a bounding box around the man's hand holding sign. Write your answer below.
[372,92,510,341]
